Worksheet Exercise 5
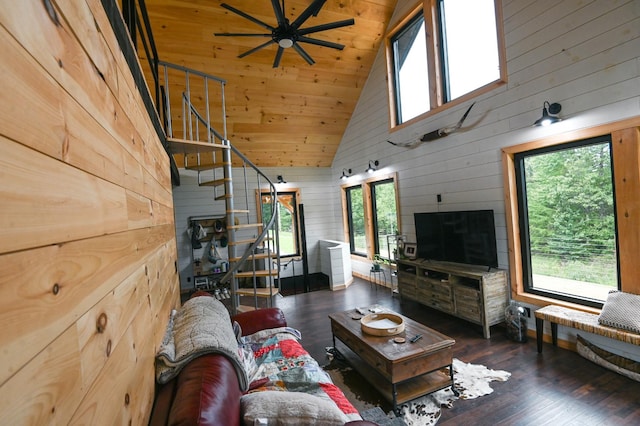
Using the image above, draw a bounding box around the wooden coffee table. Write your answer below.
[329,308,456,413]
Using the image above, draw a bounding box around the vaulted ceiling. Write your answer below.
[143,0,398,167]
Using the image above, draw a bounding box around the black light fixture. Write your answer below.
[340,168,352,180]
[534,101,562,126]
[276,175,286,184]
[365,160,379,173]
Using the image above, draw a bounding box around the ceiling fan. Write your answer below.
[214,0,355,68]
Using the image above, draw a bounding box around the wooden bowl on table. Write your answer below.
[360,312,405,336]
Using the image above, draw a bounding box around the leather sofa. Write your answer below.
[149,299,377,425]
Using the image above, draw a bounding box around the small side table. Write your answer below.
[369,268,387,291]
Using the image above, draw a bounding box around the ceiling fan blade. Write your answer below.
[238,40,276,58]
[291,0,327,29]
[220,3,275,31]
[270,0,286,27]
[298,19,355,36]
[297,36,345,50]
[273,46,285,68]
[292,43,315,65]
[214,33,272,37]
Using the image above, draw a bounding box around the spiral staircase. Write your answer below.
[122,0,280,313]
[162,62,281,314]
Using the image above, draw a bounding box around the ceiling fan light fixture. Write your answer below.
[278,38,294,48]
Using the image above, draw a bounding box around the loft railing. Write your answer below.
[121,0,161,115]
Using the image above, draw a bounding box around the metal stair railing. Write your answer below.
[163,66,280,313]
[119,1,280,311]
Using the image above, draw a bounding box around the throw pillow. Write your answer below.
[598,291,640,334]
[241,391,350,426]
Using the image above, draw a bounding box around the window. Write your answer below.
[371,179,399,257]
[387,0,505,126]
[258,190,301,258]
[514,136,619,307]
[389,12,430,123]
[342,174,399,261]
[345,185,367,255]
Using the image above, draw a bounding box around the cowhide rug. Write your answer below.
[325,357,510,426]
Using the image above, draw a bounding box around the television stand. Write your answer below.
[396,259,508,338]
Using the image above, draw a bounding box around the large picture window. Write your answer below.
[386,0,505,126]
[503,120,640,310]
[342,174,399,261]
[515,136,619,307]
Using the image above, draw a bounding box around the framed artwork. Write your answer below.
[403,243,417,259]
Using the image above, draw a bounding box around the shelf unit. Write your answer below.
[397,259,508,338]
[189,215,229,293]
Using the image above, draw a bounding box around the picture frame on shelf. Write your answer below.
[403,243,417,259]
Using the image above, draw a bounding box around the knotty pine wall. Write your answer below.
[0,0,180,424]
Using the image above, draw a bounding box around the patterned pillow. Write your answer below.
[598,291,640,334]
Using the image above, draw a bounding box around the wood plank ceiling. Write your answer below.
[143,0,397,167]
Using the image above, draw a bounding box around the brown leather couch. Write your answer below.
[149,302,377,425]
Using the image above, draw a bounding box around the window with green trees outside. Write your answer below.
[343,175,399,261]
[515,135,619,306]
[260,191,300,257]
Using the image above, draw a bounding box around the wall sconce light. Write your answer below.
[533,101,562,126]
[276,175,286,184]
[340,168,352,180]
[365,160,379,173]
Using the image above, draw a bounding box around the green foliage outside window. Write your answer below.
[346,178,398,259]
[348,186,366,254]
[522,140,618,288]
[373,180,398,259]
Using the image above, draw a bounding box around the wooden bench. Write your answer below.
[534,305,640,353]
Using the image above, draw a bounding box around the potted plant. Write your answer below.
[373,254,391,271]
[372,255,382,271]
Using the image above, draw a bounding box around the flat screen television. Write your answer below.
[414,210,498,268]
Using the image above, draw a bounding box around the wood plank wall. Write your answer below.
[0,0,180,424]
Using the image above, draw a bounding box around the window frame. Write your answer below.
[388,11,430,124]
[514,135,620,308]
[345,185,366,255]
[385,0,507,129]
[341,173,401,261]
[502,118,640,313]
[256,188,302,259]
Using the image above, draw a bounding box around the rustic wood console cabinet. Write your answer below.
[396,259,508,338]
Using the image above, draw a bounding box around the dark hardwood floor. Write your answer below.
[270,278,640,425]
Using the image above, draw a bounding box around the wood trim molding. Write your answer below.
[611,126,640,293]
[385,0,507,132]
[340,172,400,260]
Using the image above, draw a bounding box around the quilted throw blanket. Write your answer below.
[155,296,248,390]
[241,328,361,422]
